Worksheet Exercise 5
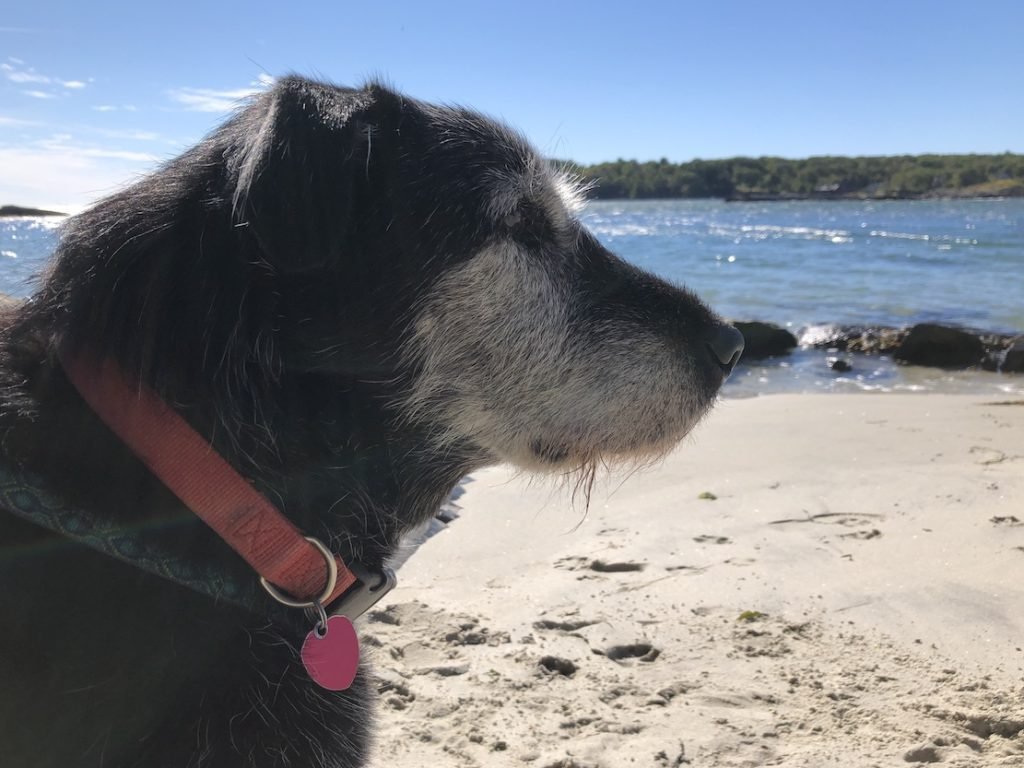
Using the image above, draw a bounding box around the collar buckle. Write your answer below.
[328,563,397,620]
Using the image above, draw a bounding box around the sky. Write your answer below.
[2,0,1023,211]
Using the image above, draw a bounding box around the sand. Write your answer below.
[364,394,1024,767]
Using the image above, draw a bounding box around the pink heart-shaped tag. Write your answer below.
[301,615,360,691]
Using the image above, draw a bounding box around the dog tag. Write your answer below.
[301,615,360,691]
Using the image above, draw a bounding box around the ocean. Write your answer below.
[2,199,1022,396]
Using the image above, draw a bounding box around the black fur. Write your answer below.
[0,75,736,767]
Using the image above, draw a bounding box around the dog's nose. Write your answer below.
[705,324,745,375]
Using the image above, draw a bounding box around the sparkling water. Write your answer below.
[581,199,1023,397]
[3,199,1022,396]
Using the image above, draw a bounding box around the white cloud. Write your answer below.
[91,104,138,113]
[0,116,36,126]
[80,147,160,162]
[168,85,261,113]
[34,135,160,163]
[4,60,89,99]
[0,142,162,212]
[0,131,162,209]
[8,71,51,84]
[0,70,272,210]
[94,128,160,142]
[168,76,273,113]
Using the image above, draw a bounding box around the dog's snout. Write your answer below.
[706,324,744,375]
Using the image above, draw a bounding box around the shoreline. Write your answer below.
[4,192,1022,218]
[726,347,1024,399]
[723,189,1024,203]
[0,205,66,218]
[370,394,1024,767]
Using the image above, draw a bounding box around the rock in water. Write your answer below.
[732,321,797,360]
[894,323,985,368]
[1003,337,1024,373]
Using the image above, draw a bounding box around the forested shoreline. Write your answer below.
[563,153,1024,200]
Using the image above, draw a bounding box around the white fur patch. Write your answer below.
[400,241,711,472]
[484,160,591,230]
[551,167,592,216]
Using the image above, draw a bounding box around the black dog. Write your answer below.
[0,76,742,767]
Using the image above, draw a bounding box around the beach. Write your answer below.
[365,394,1024,767]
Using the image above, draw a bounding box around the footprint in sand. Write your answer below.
[589,559,646,573]
[554,556,648,574]
[537,655,578,677]
[970,445,1011,465]
[665,563,712,573]
[693,534,732,545]
[376,673,416,710]
[769,511,883,528]
[724,557,756,567]
[533,618,599,632]
[839,528,883,540]
[596,643,661,664]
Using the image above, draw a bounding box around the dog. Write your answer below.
[0,75,743,767]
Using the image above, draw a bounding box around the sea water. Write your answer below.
[582,199,1023,397]
[2,199,1022,396]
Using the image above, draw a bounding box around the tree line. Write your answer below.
[560,153,1024,200]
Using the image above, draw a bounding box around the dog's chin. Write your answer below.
[529,438,573,465]
[508,427,697,474]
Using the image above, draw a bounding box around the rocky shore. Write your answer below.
[0,205,66,218]
[724,179,1024,203]
[734,320,1024,374]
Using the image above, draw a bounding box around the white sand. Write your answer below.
[365,395,1024,767]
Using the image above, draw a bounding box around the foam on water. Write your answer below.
[722,346,1024,398]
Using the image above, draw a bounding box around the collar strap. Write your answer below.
[60,349,360,609]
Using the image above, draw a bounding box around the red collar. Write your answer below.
[59,349,394,619]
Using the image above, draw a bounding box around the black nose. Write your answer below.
[706,324,745,375]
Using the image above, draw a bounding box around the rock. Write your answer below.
[1003,337,1024,373]
[763,321,1022,372]
[0,204,65,217]
[732,321,797,359]
[799,324,906,355]
[846,327,906,355]
[538,656,577,677]
[903,743,942,763]
[894,324,985,368]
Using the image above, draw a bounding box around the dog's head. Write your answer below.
[48,76,741,477]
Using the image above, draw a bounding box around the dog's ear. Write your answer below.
[229,77,398,273]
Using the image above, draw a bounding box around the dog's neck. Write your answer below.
[0,184,483,595]
[0,312,477,593]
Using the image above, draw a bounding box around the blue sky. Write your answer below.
[2,0,1022,210]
